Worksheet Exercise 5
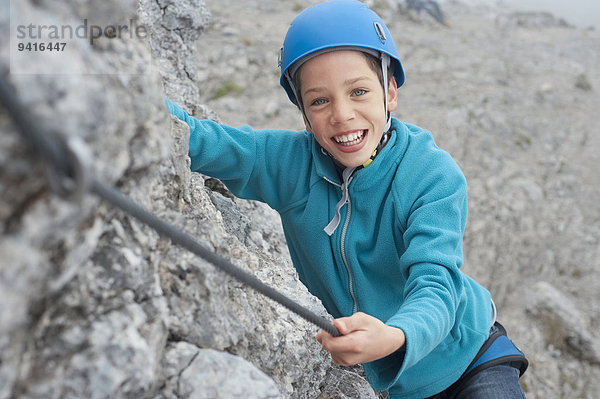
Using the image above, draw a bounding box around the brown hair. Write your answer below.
[292,51,393,109]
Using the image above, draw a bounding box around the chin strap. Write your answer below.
[381,53,392,132]
[362,130,390,168]
[362,149,378,168]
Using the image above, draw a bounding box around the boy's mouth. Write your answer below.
[332,129,367,147]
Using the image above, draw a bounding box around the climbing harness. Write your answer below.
[461,322,528,381]
[0,74,341,338]
[432,322,528,397]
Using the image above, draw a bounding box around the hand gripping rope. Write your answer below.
[0,75,341,338]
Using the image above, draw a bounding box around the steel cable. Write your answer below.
[0,74,341,337]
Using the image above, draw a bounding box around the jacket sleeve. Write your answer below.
[390,167,467,361]
[379,132,471,385]
[165,98,311,211]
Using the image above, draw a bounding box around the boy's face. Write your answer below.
[299,50,398,168]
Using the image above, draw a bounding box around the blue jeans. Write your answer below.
[427,363,526,399]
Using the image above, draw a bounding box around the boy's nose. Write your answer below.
[330,99,355,124]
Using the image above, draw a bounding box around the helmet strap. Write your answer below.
[381,53,392,132]
[285,70,312,130]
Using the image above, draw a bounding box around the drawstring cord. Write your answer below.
[322,130,390,236]
[323,166,356,236]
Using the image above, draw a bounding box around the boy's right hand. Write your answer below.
[316,312,405,366]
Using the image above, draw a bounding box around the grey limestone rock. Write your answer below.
[525,281,600,364]
[158,342,282,399]
[2,0,600,398]
[0,0,345,398]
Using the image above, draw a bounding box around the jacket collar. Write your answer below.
[311,118,409,189]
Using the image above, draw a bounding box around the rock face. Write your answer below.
[1,1,599,399]
[1,0,360,398]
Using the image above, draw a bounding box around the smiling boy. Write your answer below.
[299,49,396,168]
[166,1,527,397]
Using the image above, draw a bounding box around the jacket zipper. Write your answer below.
[341,194,358,314]
[323,176,358,314]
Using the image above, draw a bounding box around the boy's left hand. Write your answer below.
[316,312,406,366]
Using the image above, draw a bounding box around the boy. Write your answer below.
[167,1,527,397]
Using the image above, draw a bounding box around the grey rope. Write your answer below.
[0,74,341,338]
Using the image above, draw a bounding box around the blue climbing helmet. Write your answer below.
[278,0,405,108]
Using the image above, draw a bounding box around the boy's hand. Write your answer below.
[316,312,406,366]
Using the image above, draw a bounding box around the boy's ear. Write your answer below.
[387,76,399,112]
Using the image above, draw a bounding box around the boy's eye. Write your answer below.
[311,98,327,106]
[352,88,367,97]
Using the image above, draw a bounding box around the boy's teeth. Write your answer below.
[334,130,364,145]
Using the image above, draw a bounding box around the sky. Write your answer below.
[491,0,599,29]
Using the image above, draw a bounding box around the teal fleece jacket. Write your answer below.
[167,99,492,398]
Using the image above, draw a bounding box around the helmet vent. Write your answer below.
[374,22,387,44]
[278,47,284,68]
